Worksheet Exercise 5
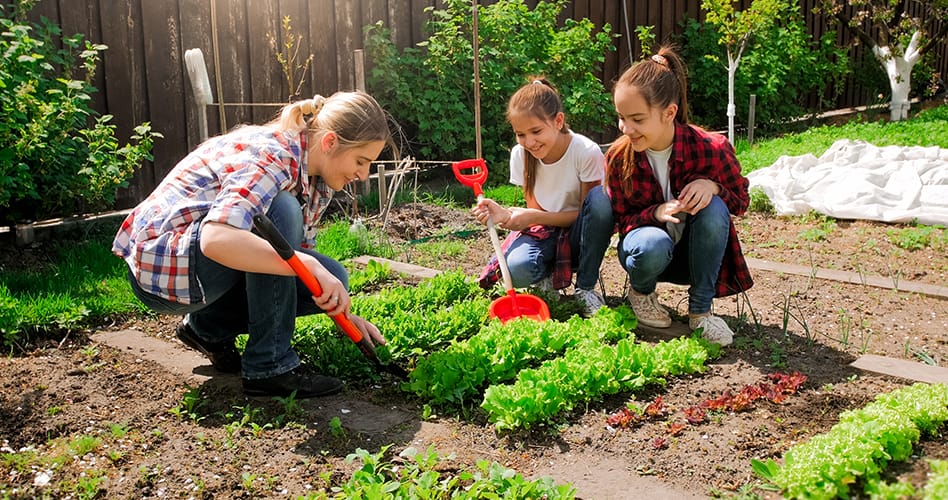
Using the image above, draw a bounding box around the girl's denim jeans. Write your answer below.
[617,195,730,314]
[506,185,613,290]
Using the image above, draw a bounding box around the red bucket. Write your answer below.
[488,290,551,323]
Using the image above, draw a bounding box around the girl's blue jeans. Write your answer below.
[506,185,613,290]
[617,195,730,314]
[127,191,345,379]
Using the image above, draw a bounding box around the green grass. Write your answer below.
[736,104,948,173]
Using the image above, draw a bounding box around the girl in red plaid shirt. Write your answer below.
[113,92,396,397]
[606,46,754,346]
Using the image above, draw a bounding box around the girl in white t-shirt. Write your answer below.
[473,78,613,316]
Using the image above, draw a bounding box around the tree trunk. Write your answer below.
[875,31,922,122]
[727,54,739,144]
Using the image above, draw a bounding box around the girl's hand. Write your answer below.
[472,198,513,228]
[347,314,385,349]
[677,179,719,214]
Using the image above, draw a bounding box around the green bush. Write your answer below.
[679,3,849,135]
[0,2,160,224]
[365,0,615,185]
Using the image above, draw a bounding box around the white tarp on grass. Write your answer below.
[746,139,948,226]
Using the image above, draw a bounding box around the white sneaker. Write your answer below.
[690,315,734,346]
[627,290,672,328]
[574,288,606,317]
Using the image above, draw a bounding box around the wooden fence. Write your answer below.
[19,0,948,209]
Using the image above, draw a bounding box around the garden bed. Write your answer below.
[1,201,947,498]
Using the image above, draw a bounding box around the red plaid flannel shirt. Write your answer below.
[605,123,754,297]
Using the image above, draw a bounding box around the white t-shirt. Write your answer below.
[509,131,604,212]
[646,144,685,243]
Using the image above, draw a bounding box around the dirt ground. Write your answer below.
[1,200,947,499]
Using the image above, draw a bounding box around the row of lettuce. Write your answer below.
[296,263,948,498]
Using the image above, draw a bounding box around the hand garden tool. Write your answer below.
[252,213,409,379]
[452,158,550,323]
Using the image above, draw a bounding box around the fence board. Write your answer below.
[248,0,282,124]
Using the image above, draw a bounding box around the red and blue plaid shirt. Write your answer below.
[112,126,332,304]
[605,122,753,297]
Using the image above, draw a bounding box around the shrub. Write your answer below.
[0,2,160,224]
[365,0,615,185]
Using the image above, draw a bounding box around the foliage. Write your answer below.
[815,0,948,120]
[266,15,313,99]
[0,6,160,223]
[406,306,636,406]
[481,334,711,430]
[365,0,615,185]
[331,445,575,499]
[752,382,948,499]
[0,226,137,348]
[680,5,850,134]
[315,219,396,261]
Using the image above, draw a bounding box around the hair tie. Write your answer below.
[651,54,668,67]
[532,79,544,85]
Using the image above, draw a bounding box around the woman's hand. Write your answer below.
[305,257,350,316]
[347,314,386,349]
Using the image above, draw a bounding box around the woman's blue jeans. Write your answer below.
[506,185,613,290]
[127,191,346,379]
[617,196,730,314]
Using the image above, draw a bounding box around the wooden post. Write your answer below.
[747,94,757,145]
[354,49,365,91]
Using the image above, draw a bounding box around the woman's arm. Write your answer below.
[200,221,350,314]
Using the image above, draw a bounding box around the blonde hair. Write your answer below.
[271,90,398,159]
[506,77,569,200]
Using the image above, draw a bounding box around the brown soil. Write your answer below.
[2,201,947,499]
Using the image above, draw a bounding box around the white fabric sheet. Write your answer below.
[746,139,948,225]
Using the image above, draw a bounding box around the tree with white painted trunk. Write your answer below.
[818,0,948,121]
[701,0,787,145]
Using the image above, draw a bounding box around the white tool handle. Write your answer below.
[480,195,514,292]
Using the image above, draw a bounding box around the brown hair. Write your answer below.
[271,90,398,160]
[506,77,569,200]
[606,45,688,189]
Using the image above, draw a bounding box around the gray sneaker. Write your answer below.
[627,290,672,328]
[574,288,606,317]
[533,276,555,294]
[690,315,734,346]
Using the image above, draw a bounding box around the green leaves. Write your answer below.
[760,382,948,499]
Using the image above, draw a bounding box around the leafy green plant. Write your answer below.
[365,0,615,183]
[0,6,161,223]
[753,382,948,499]
[482,334,711,430]
[333,445,575,498]
[887,224,945,251]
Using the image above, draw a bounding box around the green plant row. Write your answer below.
[481,335,712,431]
[752,382,948,499]
[293,270,491,378]
[406,306,637,406]
[318,445,575,499]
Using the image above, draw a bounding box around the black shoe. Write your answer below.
[242,365,344,398]
[175,322,242,374]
